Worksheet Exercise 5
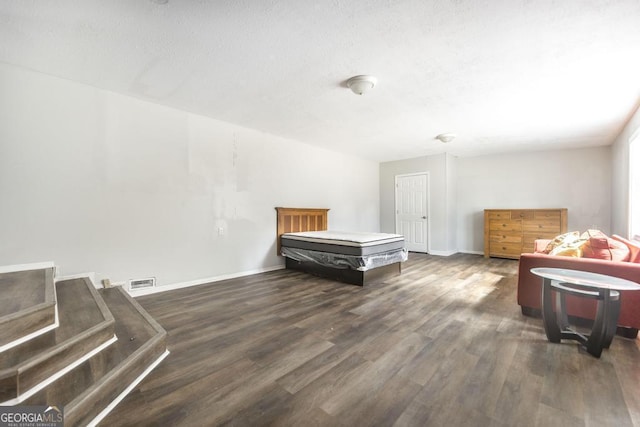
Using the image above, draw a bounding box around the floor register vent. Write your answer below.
[129,277,156,291]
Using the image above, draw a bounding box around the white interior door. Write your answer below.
[395,173,429,253]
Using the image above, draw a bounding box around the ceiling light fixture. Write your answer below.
[436,133,456,143]
[346,75,377,95]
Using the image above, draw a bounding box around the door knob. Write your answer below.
[422,216,427,219]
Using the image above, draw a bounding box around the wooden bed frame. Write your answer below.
[275,207,402,286]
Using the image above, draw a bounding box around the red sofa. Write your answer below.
[517,253,640,337]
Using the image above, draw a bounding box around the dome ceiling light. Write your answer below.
[346,75,377,95]
[436,133,456,143]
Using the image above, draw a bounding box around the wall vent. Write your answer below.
[129,277,156,291]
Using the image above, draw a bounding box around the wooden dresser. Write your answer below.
[484,208,568,259]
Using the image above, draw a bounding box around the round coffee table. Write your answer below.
[530,267,640,358]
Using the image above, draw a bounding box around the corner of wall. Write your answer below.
[611,102,640,236]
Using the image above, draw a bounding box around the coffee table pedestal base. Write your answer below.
[541,278,620,358]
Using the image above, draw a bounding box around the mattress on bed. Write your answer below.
[280,230,405,256]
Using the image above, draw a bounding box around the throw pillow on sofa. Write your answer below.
[543,231,581,254]
[549,237,586,257]
[580,229,630,262]
[612,234,640,263]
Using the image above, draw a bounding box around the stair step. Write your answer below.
[0,267,56,350]
[0,278,115,403]
[25,286,168,427]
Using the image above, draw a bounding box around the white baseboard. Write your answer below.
[0,261,55,274]
[458,250,484,255]
[427,250,458,257]
[127,265,286,297]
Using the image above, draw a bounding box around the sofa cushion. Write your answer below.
[612,234,640,263]
[534,239,552,254]
[581,230,630,262]
[543,231,581,254]
[549,237,585,257]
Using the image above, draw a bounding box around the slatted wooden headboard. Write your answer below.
[275,207,329,255]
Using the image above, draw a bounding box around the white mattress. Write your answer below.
[282,230,404,247]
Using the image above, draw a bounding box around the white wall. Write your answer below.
[456,146,612,253]
[611,104,640,237]
[0,63,379,287]
[380,153,457,255]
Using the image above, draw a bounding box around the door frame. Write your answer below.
[394,172,430,253]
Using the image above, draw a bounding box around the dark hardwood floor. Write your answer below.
[102,253,640,426]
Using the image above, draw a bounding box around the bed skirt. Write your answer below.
[284,257,402,286]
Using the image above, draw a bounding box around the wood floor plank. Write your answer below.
[102,253,640,426]
[216,382,296,426]
[580,357,634,426]
[611,342,640,426]
[334,374,422,427]
[534,402,585,427]
[456,337,519,415]
[319,332,426,416]
[540,345,587,419]
[494,368,544,427]
[275,343,356,394]
[271,352,373,425]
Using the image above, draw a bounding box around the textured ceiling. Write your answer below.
[1,0,639,161]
